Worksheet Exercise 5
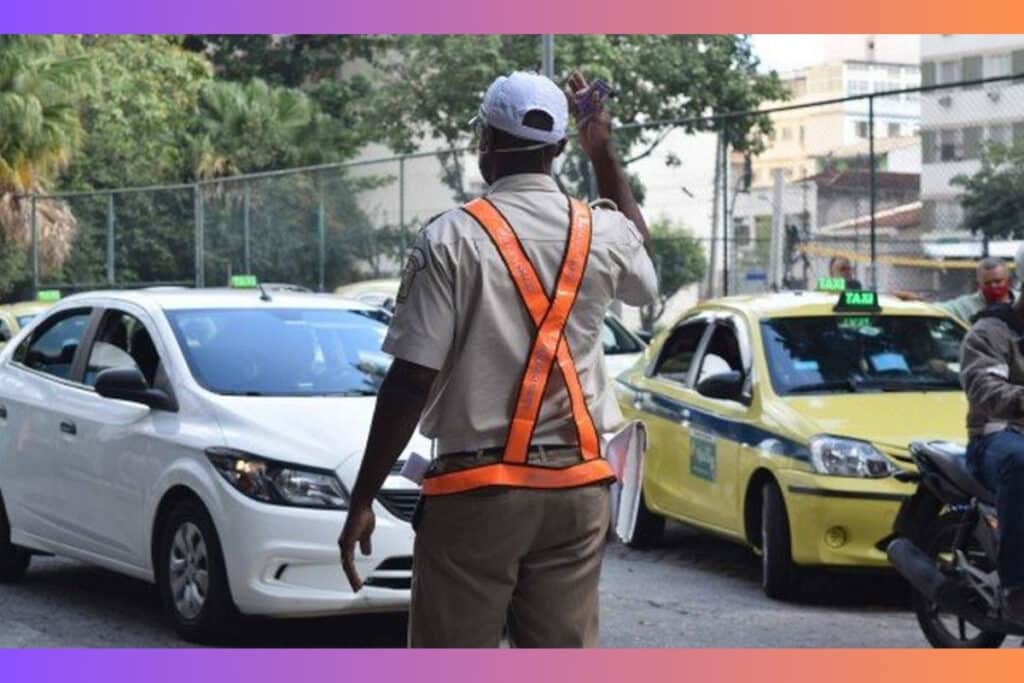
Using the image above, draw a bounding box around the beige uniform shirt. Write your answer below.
[383,173,659,454]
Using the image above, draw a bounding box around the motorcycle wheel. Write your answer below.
[913,513,1006,649]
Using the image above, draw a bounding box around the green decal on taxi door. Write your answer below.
[690,431,717,482]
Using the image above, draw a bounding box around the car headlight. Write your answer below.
[808,436,895,478]
[205,448,349,509]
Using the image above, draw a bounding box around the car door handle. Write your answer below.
[59,420,77,436]
[0,405,6,419]
[680,408,691,427]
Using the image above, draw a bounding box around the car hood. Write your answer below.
[766,391,968,454]
[208,395,431,485]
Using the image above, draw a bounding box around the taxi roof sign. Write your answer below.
[230,275,259,289]
[817,277,847,293]
[834,290,881,313]
[36,289,61,302]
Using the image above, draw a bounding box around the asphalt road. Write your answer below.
[0,521,992,648]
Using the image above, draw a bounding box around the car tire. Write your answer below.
[761,481,800,600]
[0,493,31,583]
[155,498,238,644]
[627,490,665,549]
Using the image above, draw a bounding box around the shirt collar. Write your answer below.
[485,173,562,195]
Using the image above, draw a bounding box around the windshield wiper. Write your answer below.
[857,377,961,392]
[219,390,267,396]
[785,379,860,394]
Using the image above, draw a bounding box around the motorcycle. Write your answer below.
[887,440,1023,648]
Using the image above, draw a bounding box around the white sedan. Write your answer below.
[0,288,424,642]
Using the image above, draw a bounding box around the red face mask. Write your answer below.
[982,282,1010,303]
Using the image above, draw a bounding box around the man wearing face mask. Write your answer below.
[894,257,1012,323]
[337,70,658,647]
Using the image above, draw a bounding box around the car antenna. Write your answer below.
[257,282,272,302]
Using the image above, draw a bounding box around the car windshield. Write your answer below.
[602,316,645,355]
[166,308,392,396]
[760,315,965,396]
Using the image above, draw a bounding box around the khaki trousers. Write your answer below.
[408,463,610,648]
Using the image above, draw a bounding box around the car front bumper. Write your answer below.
[214,483,416,618]
[776,469,913,569]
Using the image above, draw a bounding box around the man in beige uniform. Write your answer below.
[338,70,658,647]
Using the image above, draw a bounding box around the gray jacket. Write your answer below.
[960,303,1024,437]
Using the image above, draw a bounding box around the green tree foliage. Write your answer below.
[375,35,787,201]
[951,141,1024,240]
[0,35,93,296]
[643,220,707,331]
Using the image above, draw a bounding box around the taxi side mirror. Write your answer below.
[95,367,179,412]
[696,370,746,404]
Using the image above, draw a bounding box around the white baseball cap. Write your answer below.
[476,71,568,145]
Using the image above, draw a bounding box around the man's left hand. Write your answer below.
[338,504,376,592]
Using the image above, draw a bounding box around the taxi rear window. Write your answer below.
[760,316,965,395]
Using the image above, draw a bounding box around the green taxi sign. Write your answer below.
[230,274,259,289]
[834,289,881,313]
[817,277,847,293]
[36,289,61,302]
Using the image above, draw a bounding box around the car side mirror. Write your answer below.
[696,370,746,403]
[95,367,178,412]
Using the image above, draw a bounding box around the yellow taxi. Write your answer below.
[616,286,968,599]
[0,292,59,347]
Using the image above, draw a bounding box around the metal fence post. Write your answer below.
[30,195,39,294]
[318,189,326,293]
[106,194,116,285]
[243,182,252,274]
[721,134,730,296]
[399,156,407,260]
[868,94,877,289]
[194,185,205,288]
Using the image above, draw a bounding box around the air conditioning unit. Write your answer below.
[986,88,1002,102]
[938,95,953,108]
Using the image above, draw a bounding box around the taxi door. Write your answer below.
[672,314,753,535]
[629,315,714,524]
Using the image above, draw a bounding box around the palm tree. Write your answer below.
[0,36,93,275]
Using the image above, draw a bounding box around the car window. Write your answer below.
[84,311,163,387]
[760,315,965,395]
[14,309,92,381]
[602,317,644,355]
[0,319,10,342]
[652,320,709,385]
[696,323,743,385]
[16,314,38,327]
[166,307,392,396]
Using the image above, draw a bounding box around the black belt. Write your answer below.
[440,444,579,459]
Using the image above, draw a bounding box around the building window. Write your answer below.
[781,127,792,142]
[985,53,1012,79]
[940,129,962,162]
[856,121,869,139]
[799,126,805,146]
[848,80,870,95]
[939,60,961,85]
[733,219,751,247]
[888,122,901,137]
[989,123,1012,146]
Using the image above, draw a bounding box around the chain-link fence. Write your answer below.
[13,72,1024,314]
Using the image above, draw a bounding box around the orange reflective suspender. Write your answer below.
[420,197,616,496]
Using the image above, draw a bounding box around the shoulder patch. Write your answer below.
[396,245,428,304]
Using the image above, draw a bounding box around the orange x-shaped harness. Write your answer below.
[421,197,616,496]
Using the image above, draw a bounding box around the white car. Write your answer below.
[0,288,425,642]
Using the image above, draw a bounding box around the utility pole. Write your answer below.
[541,35,554,79]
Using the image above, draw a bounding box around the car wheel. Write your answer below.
[156,498,238,643]
[761,481,800,600]
[0,493,31,583]
[627,489,665,549]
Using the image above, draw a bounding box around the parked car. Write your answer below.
[0,285,424,641]
[616,289,969,598]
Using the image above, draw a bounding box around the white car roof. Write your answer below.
[54,288,382,314]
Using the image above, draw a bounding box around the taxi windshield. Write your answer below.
[760,315,965,396]
[167,308,392,397]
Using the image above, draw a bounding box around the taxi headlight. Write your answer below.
[206,447,349,509]
[808,436,895,478]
